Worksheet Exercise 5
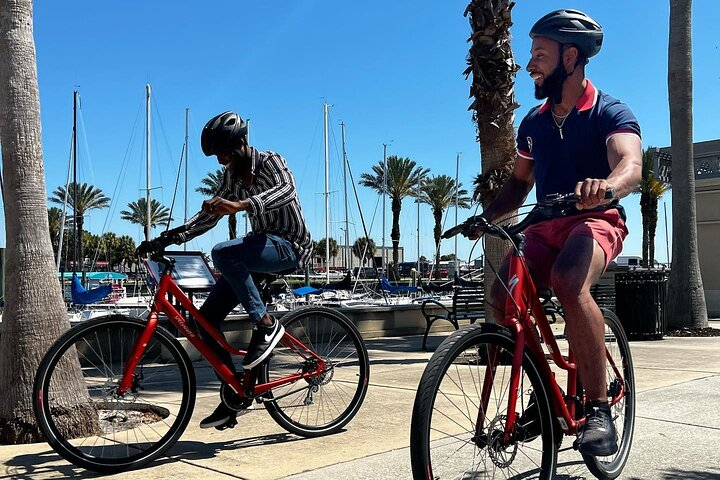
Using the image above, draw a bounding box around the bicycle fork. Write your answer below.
[475,326,526,446]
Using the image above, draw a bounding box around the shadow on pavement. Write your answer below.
[627,468,720,480]
[1,432,329,480]
[2,449,101,479]
[168,431,307,460]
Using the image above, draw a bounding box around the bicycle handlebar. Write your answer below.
[442,189,616,241]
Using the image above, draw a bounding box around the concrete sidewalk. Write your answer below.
[2,321,719,480]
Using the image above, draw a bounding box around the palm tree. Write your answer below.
[465,0,520,322]
[666,0,708,329]
[417,175,471,278]
[0,0,92,442]
[360,155,429,268]
[352,237,377,267]
[197,168,238,239]
[634,148,670,268]
[120,198,173,230]
[315,237,339,268]
[49,182,110,272]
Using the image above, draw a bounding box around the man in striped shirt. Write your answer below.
[155,111,312,429]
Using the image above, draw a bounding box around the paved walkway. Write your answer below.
[1,320,719,480]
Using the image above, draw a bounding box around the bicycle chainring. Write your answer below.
[221,383,253,411]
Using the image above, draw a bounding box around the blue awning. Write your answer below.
[60,271,127,281]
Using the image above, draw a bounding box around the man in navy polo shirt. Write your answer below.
[471,10,642,456]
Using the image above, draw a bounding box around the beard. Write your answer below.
[534,60,568,104]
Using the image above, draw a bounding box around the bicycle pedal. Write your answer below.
[214,417,238,431]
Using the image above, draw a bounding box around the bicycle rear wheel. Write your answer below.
[260,306,369,437]
[581,310,635,479]
[411,323,557,480]
[33,315,195,473]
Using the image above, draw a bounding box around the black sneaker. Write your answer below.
[199,402,237,430]
[575,404,618,456]
[243,317,285,369]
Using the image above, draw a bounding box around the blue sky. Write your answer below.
[6,1,718,266]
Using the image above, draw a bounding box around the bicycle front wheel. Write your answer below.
[582,309,635,479]
[260,306,369,437]
[33,315,196,473]
[411,323,557,480]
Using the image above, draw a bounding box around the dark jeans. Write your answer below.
[198,233,298,379]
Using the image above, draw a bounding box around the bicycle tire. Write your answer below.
[411,323,557,479]
[581,309,635,479]
[33,315,196,473]
[259,306,369,437]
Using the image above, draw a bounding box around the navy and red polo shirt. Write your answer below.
[516,79,641,202]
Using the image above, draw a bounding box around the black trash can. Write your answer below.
[615,270,669,340]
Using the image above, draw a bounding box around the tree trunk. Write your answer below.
[433,208,442,279]
[0,0,92,443]
[466,0,520,323]
[391,196,401,266]
[666,0,708,329]
[640,191,650,267]
[648,197,658,268]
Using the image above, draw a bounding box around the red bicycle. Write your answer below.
[410,193,635,479]
[34,249,369,473]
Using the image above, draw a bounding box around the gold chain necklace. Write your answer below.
[552,109,571,140]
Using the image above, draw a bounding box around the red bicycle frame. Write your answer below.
[116,258,326,399]
[476,249,626,440]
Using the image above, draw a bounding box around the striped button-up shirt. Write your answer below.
[178,148,313,267]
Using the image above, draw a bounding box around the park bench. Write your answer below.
[420,285,485,350]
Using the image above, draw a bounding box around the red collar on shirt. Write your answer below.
[538,79,598,114]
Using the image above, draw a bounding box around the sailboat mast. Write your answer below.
[145,84,152,242]
[417,182,421,275]
[455,153,460,266]
[324,102,330,284]
[341,121,350,271]
[382,143,388,273]
[184,107,189,251]
[245,118,250,235]
[72,90,79,273]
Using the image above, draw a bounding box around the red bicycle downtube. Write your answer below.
[503,324,525,442]
[476,344,500,436]
[117,312,159,395]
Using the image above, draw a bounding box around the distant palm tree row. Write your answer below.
[49,145,668,278]
[359,155,471,277]
[47,157,474,275]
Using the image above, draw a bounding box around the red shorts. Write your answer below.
[516,208,628,288]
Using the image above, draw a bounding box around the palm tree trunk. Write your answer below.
[0,0,93,443]
[666,0,708,329]
[640,191,650,267]
[391,196,402,279]
[648,198,658,268]
[466,0,519,323]
[433,208,443,279]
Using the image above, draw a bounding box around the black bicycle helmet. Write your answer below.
[201,111,248,156]
[530,9,603,60]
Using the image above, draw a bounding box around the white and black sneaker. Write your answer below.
[243,317,285,369]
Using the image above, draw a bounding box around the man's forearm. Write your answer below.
[482,176,533,222]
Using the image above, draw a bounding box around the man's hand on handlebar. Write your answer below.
[135,226,187,258]
[574,178,616,210]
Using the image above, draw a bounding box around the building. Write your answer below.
[311,245,404,271]
[660,139,720,315]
